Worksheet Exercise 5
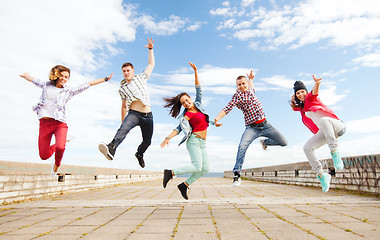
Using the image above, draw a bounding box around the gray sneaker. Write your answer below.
[99,142,115,161]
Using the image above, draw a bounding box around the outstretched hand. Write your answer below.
[19,72,34,82]
[106,73,114,81]
[214,119,223,127]
[246,70,255,81]
[161,138,170,148]
[145,37,155,49]
[313,75,321,83]
[189,62,197,71]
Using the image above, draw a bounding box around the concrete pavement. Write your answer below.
[0,177,379,240]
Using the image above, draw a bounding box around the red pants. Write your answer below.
[38,118,68,167]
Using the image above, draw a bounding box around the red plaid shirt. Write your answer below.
[222,87,265,126]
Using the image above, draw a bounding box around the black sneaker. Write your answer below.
[99,142,115,161]
[177,182,189,200]
[135,153,145,168]
[232,176,242,186]
[232,171,241,186]
[163,169,173,188]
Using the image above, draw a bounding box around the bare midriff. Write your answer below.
[193,129,207,140]
[130,100,151,113]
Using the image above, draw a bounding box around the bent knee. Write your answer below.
[39,151,52,160]
[280,140,288,147]
[303,144,312,153]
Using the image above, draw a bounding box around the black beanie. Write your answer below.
[293,81,307,94]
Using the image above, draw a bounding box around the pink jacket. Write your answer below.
[293,92,339,134]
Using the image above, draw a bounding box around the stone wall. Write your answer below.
[0,161,161,204]
[224,154,380,194]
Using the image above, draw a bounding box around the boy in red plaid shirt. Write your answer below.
[215,70,287,186]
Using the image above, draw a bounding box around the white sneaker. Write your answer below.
[51,162,57,179]
[232,176,242,186]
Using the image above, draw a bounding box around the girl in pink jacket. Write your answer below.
[291,75,346,192]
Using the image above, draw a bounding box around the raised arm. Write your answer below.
[19,72,35,82]
[247,70,255,89]
[189,62,200,86]
[88,73,113,86]
[144,38,155,78]
[311,75,321,95]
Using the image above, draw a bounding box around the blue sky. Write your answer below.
[1,0,379,172]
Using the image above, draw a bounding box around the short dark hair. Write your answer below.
[236,75,246,81]
[121,62,134,69]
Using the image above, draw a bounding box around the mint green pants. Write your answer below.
[173,134,209,185]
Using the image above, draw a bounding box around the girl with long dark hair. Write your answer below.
[161,62,213,200]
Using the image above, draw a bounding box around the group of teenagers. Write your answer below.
[20,38,346,200]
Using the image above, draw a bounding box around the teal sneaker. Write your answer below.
[317,172,331,192]
[331,151,343,170]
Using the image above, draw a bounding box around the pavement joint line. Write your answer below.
[202,184,207,199]
[32,208,103,239]
[240,186,265,198]
[233,204,270,239]
[78,206,135,238]
[273,185,322,197]
[207,205,222,240]
[129,206,158,238]
[284,204,365,238]
[168,187,177,199]
[0,208,56,235]
[208,183,226,198]
[310,203,375,224]
[259,204,326,240]
[171,205,184,240]
[248,186,282,197]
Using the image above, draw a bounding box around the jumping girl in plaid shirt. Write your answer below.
[20,65,112,178]
[215,70,287,186]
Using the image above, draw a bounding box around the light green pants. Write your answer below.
[173,134,209,185]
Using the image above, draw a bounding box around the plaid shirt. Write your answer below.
[119,72,150,107]
[222,87,265,126]
[32,79,90,123]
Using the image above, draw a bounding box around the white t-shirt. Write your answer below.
[38,84,62,119]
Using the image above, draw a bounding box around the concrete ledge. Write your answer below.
[0,161,161,205]
[225,154,380,195]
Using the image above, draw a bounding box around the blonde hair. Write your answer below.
[49,65,70,85]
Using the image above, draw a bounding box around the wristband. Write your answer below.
[104,77,109,81]
[148,48,153,50]
[165,137,171,140]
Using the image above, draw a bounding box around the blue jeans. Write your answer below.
[173,134,209,185]
[111,110,153,156]
[233,122,287,174]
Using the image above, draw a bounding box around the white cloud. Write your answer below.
[241,0,256,7]
[213,0,380,51]
[345,116,380,133]
[261,75,296,89]
[0,0,137,73]
[136,14,188,36]
[352,53,380,67]
[210,3,238,17]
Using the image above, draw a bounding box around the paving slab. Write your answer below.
[0,177,379,239]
